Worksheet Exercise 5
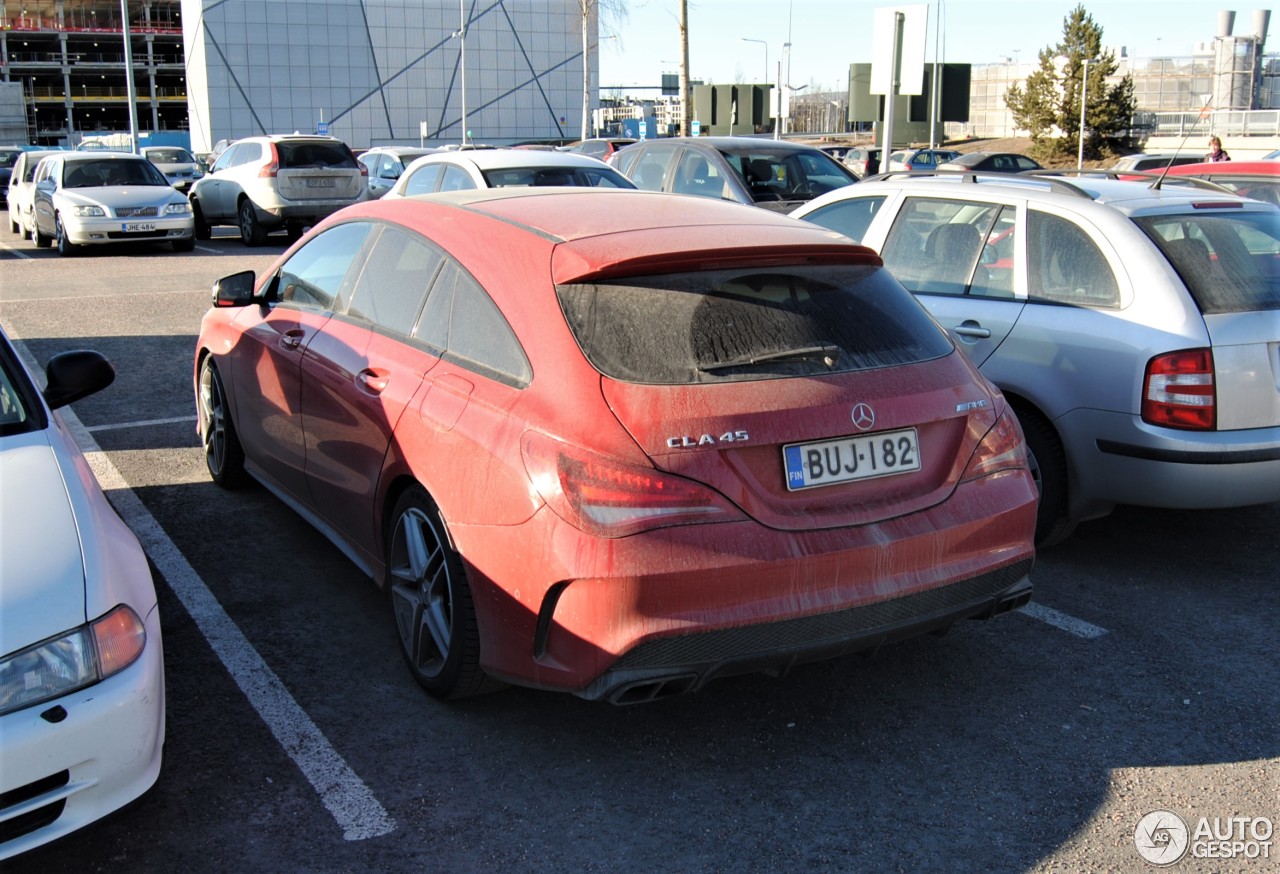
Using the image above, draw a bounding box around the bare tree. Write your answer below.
[579,0,628,141]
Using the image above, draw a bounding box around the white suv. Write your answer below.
[791,172,1280,545]
[188,134,368,245]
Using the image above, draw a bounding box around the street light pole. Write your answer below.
[454,0,467,145]
[740,37,767,84]
[1078,56,1098,170]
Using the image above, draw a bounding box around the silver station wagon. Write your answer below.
[792,172,1280,545]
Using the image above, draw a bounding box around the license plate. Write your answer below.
[306,177,336,188]
[783,428,921,490]
[122,222,156,233]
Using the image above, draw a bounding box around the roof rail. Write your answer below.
[860,168,1094,198]
[1024,168,1235,195]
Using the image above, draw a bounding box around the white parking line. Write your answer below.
[1020,602,1109,639]
[85,414,197,432]
[13,339,396,840]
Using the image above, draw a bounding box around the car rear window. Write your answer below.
[557,264,952,385]
[1135,211,1280,313]
[147,149,194,163]
[276,141,357,169]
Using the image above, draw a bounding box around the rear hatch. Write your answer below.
[1135,207,1280,429]
[274,140,365,202]
[557,262,1002,530]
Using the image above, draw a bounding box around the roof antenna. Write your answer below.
[1153,95,1212,191]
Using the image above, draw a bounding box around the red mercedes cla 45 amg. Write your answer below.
[194,189,1036,704]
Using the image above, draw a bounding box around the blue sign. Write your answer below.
[316,121,329,135]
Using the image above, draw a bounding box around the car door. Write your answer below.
[199,144,241,220]
[31,157,61,239]
[871,194,1026,369]
[299,224,443,555]
[229,222,374,504]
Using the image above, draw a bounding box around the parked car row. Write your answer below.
[4,132,1277,861]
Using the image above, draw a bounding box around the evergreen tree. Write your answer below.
[1004,5,1136,159]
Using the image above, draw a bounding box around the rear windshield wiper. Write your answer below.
[698,344,841,373]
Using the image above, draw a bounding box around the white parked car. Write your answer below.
[140,145,204,192]
[30,151,195,255]
[383,148,635,199]
[188,134,368,245]
[6,148,64,238]
[0,327,165,860]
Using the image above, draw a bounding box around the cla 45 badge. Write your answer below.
[667,430,750,449]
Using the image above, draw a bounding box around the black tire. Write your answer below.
[33,217,53,248]
[1014,404,1075,548]
[386,486,500,700]
[238,198,266,247]
[285,221,305,243]
[55,215,78,256]
[172,234,196,252]
[197,356,247,488]
[192,202,212,240]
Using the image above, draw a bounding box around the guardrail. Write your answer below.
[1142,109,1280,137]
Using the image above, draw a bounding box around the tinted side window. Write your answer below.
[234,143,263,167]
[439,165,475,192]
[672,150,727,198]
[630,145,677,191]
[346,227,445,336]
[404,164,442,196]
[802,196,887,243]
[1027,211,1119,307]
[414,262,530,386]
[274,222,373,310]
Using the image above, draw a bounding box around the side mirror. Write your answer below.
[212,270,257,308]
[43,350,115,410]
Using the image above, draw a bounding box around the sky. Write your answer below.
[597,1,1271,93]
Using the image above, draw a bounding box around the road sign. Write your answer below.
[317,121,329,135]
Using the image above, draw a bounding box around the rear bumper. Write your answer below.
[454,468,1037,699]
[1062,409,1280,513]
[580,566,1032,704]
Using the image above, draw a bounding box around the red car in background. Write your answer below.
[1153,160,1280,205]
[194,189,1036,704]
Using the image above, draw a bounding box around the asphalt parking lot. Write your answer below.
[1,229,1277,873]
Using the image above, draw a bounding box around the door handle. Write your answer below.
[953,322,992,339]
[279,329,305,349]
[357,369,389,394]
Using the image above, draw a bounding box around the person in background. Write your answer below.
[1206,136,1231,162]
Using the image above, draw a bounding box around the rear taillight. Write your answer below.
[1143,349,1215,430]
[961,410,1028,482]
[259,143,280,178]
[521,432,744,538]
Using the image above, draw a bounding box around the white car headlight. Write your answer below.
[0,604,147,717]
[165,202,192,215]
[71,204,106,217]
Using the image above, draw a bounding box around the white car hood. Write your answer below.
[0,434,87,658]
[59,185,185,211]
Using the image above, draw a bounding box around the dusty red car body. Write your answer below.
[195,190,1036,703]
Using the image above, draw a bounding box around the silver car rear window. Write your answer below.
[1135,211,1280,314]
[557,264,953,385]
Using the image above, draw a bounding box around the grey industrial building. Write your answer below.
[0,0,591,151]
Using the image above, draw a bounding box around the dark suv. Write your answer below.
[609,136,856,213]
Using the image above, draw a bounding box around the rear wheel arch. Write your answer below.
[1004,395,1075,548]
